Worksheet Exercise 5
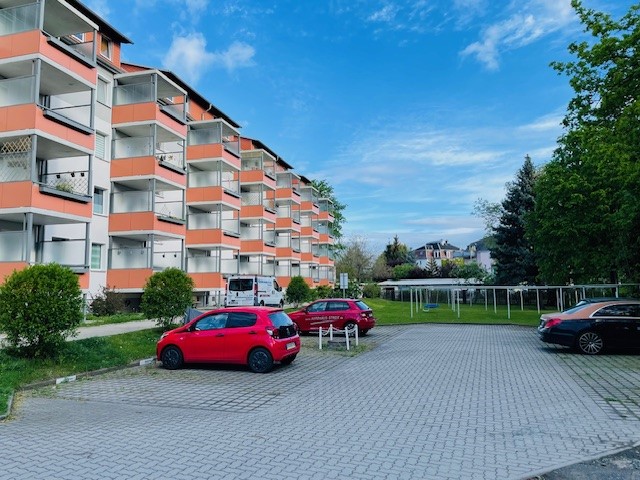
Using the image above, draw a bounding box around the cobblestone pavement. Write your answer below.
[1,325,639,480]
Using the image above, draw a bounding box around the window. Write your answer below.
[72,33,85,41]
[593,304,637,317]
[91,244,103,270]
[100,35,112,59]
[226,312,257,328]
[95,132,107,160]
[93,188,105,214]
[327,301,349,311]
[97,78,110,106]
[308,301,326,313]
[195,314,227,331]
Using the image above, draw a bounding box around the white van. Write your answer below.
[224,275,284,307]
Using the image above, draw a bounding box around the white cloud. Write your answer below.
[461,0,577,70]
[162,35,255,84]
[368,4,400,23]
[86,0,111,19]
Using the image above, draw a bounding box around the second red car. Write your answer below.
[288,298,376,335]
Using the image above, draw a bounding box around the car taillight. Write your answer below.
[545,318,563,328]
[266,327,280,338]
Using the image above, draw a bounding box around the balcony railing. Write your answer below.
[0,137,32,182]
[188,170,239,194]
[239,261,275,276]
[111,191,184,221]
[114,83,155,105]
[39,239,87,268]
[188,212,240,236]
[40,170,90,197]
[110,247,151,269]
[0,3,38,36]
[242,192,275,211]
[187,255,238,275]
[113,136,185,168]
[0,76,35,107]
[153,250,182,270]
[0,231,26,261]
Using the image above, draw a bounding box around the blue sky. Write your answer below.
[87,0,633,253]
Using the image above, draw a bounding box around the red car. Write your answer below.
[156,307,300,373]
[288,298,376,335]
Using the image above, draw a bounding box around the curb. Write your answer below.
[0,357,156,421]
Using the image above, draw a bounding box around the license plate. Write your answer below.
[286,342,296,350]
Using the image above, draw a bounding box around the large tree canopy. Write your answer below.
[312,179,346,249]
[532,1,640,284]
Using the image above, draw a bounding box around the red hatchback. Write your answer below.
[288,298,376,335]
[156,307,300,373]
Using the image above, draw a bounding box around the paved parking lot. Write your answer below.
[1,325,639,479]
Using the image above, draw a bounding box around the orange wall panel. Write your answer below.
[0,263,28,285]
[187,143,224,160]
[109,212,156,231]
[107,268,153,290]
[186,229,223,245]
[0,182,33,208]
[186,186,225,203]
[190,272,224,290]
[240,205,264,218]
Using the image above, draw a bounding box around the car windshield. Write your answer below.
[268,310,294,327]
[355,300,370,310]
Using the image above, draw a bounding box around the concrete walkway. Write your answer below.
[0,318,159,348]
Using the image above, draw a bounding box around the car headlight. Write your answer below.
[160,332,170,340]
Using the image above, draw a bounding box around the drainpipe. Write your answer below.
[201,103,213,120]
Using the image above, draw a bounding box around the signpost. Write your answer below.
[339,272,348,298]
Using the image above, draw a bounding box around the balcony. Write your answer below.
[186,206,241,249]
[113,71,187,136]
[188,165,240,204]
[240,149,276,185]
[112,123,186,180]
[238,255,275,276]
[187,250,238,290]
[0,219,90,285]
[188,119,240,165]
[276,171,301,202]
[0,58,95,147]
[241,189,276,220]
[0,1,97,71]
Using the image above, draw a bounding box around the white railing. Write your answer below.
[318,324,359,351]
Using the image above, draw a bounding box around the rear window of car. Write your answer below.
[355,300,371,311]
[268,311,294,327]
[226,312,257,328]
[229,279,253,291]
[561,304,592,315]
[327,301,349,311]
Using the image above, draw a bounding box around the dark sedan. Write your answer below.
[537,300,640,354]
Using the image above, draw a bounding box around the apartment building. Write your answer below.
[0,0,335,309]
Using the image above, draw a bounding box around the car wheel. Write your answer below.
[344,321,357,334]
[281,354,297,366]
[279,300,284,308]
[248,347,274,373]
[161,346,184,370]
[259,300,265,307]
[577,331,604,355]
[360,329,369,336]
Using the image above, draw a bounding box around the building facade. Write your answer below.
[0,0,335,309]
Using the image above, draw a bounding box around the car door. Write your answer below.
[326,301,350,329]
[591,304,637,349]
[304,301,328,330]
[220,312,259,363]
[180,313,228,362]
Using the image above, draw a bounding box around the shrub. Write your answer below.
[285,276,311,306]
[90,286,125,316]
[140,268,194,329]
[313,285,334,299]
[333,280,362,299]
[362,283,380,298]
[0,263,83,357]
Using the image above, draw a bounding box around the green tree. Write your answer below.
[452,262,490,283]
[532,1,640,283]
[334,235,374,282]
[0,263,83,357]
[286,276,311,306]
[492,155,538,285]
[141,268,194,329]
[384,235,413,267]
[312,179,346,249]
[371,253,393,281]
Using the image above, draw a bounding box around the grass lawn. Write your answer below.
[364,298,553,327]
[0,329,161,417]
